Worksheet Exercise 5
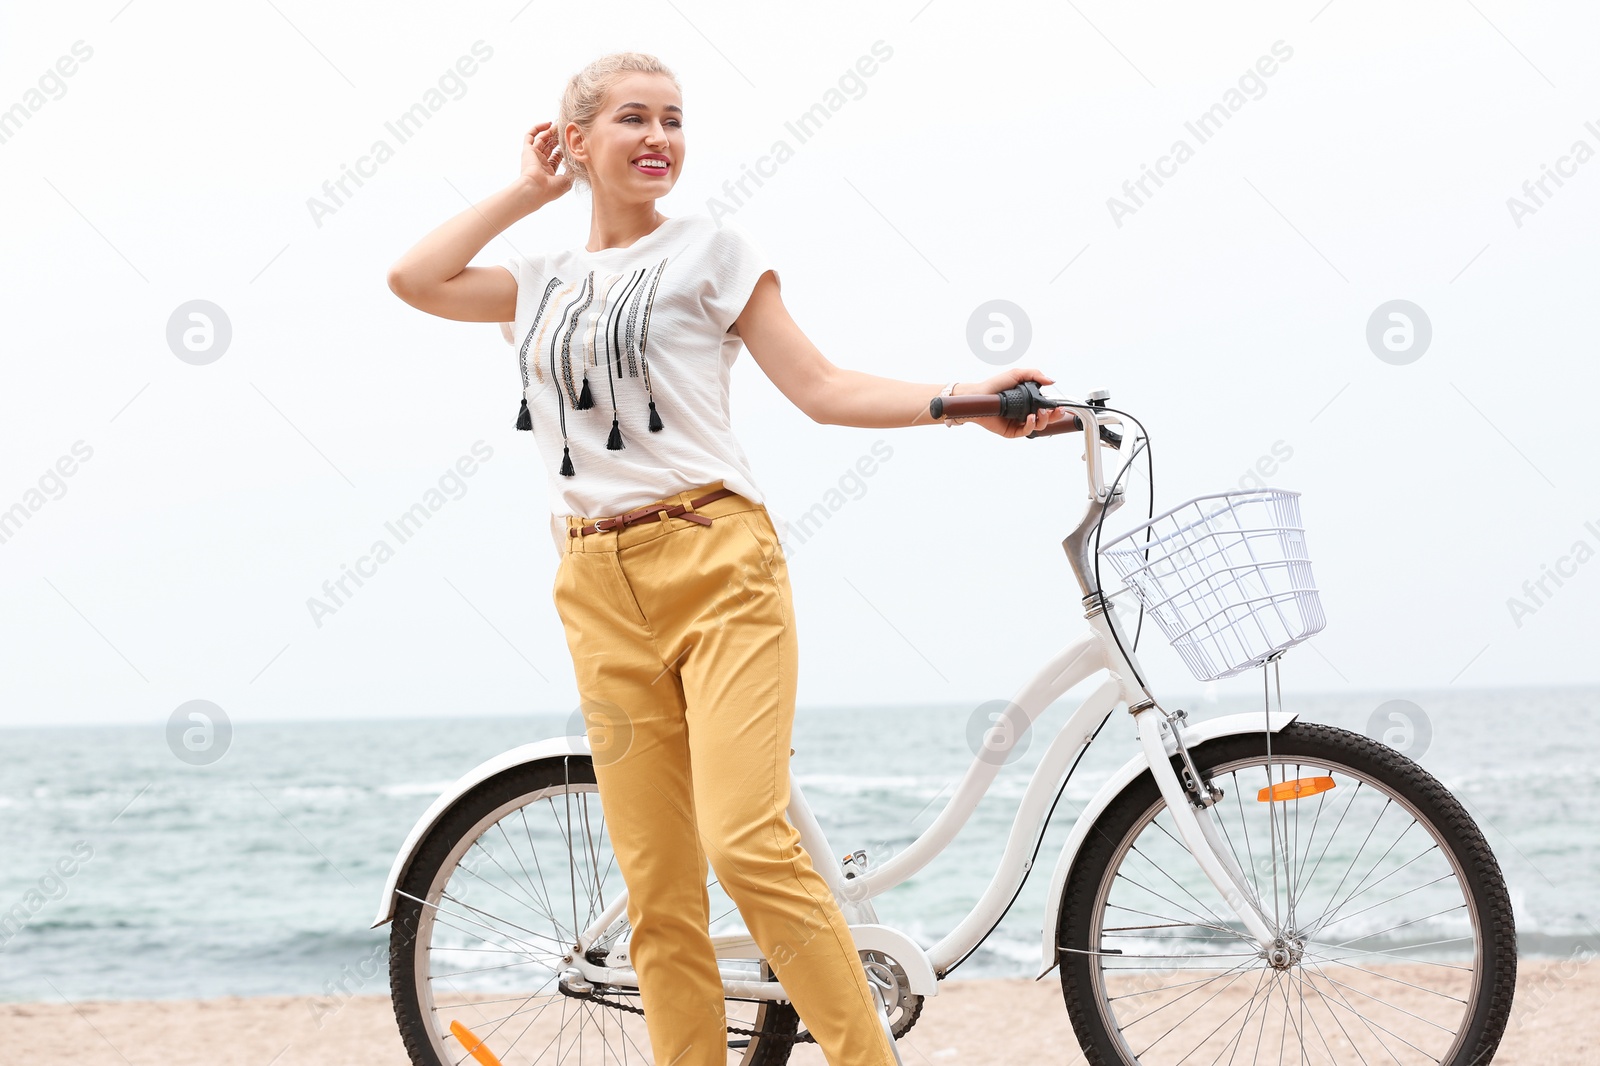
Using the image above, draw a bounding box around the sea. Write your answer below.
[1,685,1595,1002]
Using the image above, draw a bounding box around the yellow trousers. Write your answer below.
[552,478,899,1066]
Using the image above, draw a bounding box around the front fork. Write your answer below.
[1131,704,1279,949]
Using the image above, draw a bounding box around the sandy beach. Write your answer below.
[2,958,1591,1065]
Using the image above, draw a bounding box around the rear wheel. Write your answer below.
[387,757,801,1065]
[1058,721,1515,1065]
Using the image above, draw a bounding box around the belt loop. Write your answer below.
[677,489,696,513]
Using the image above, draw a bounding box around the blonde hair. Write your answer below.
[557,52,681,192]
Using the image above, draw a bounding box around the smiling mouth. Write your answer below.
[632,158,670,174]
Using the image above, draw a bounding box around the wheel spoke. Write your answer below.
[1118,957,1261,1031]
[1288,788,1332,919]
[1320,902,1469,953]
[1229,771,1265,910]
[1301,950,1467,1004]
[499,815,560,927]
[442,891,573,954]
[1305,797,1394,937]
[1129,962,1259,1057]
[1111,869,1252,946]
[1300,959,1442,1062]
[1303,818,1417,937]
[398,888,559,959]
[1308,936,1475,971]
[455,849,566,937]
[1308,871,1455,940]
[1294,779,1369,911]
[1142,814,1252,932]
[1101,901,1250,941]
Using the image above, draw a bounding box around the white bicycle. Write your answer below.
[374,385,1516,1065]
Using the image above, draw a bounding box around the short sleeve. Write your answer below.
[500,252,546,346]
[704,220,780,336]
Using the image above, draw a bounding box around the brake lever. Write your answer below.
[1026,416,1124,448]
[1027,388,1125,449]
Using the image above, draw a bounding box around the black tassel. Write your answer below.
[515,397,532,430]
[559,445,575,476]
[606,418,624,450]
[576,377,594,409]
[647,400,664,432]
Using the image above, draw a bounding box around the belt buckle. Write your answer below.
[598,506,649,534]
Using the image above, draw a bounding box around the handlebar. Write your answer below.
[929,381,1124,448]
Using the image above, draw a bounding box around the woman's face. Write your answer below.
[569,73,684,199]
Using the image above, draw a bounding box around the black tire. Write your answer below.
[387,757,801,1065]
[1058,721,1515,1066]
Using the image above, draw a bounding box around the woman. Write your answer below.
[387,50,1070,1066]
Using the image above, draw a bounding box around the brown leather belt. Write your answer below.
[569,486,739,538]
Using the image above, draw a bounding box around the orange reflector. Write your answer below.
[1257,776,1336,803]
[451,1020,506,1066]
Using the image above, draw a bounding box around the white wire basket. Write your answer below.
[1098,488,1326,682]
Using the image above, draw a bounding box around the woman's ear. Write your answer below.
[563,122,586,169]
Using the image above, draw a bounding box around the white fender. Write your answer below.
[1036,710,1299,978]
[372,734,593,928]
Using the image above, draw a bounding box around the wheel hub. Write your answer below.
[1264,935,1306,971]
[557,966,594,996]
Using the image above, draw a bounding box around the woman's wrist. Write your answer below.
[940,380,964,427]
[507,177,550,217]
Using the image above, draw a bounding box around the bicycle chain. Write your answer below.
[568,987,818,1044]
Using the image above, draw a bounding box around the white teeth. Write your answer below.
[635,159,667,168]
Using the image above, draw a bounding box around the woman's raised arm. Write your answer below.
[387,121,572,323]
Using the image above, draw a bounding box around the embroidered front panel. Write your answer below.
[515,256,673,477]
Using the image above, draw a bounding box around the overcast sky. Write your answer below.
[2,0,1596,728]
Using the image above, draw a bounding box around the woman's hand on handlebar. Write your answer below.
[957,368,1076,438]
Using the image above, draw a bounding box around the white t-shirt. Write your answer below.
[499,212,785,558]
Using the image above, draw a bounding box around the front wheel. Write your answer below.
[1057,721,1515,1066]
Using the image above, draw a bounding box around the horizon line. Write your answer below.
[5,679,1596,730]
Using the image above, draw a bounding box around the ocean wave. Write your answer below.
[378,781,458,797]
[278,785,370,804]
[793,773,955,795]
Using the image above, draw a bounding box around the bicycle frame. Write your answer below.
[372,401,1294,1005]
[564,403,1285,1000]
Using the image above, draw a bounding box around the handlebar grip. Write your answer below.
[929,394,1000,420]
[1029,417,1124,448]
[1027,413,1085,436]
[1029,418,1123,448]
[928,384,1123,448]
[930,380,1055,421]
